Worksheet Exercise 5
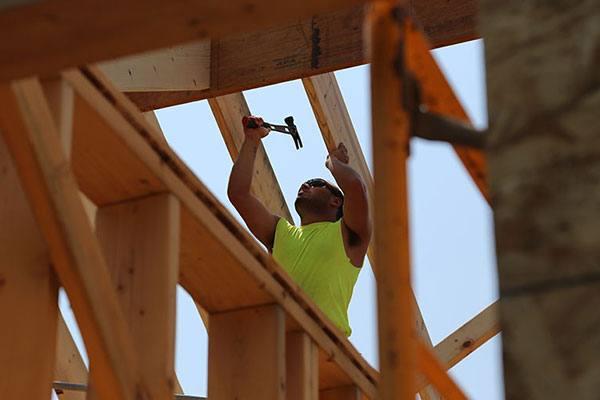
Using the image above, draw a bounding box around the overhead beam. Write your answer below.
[126,1,479,111]
[0,0,368,81]
[98,41,210,92]
[0,79,140,400]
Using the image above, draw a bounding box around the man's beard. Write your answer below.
[294,196,328,217]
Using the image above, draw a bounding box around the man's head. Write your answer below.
[295,178,344,221]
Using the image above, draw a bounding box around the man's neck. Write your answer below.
[300,213,336,226]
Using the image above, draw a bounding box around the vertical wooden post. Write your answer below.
[286,331,319,400]
[0,104,59,399]
[369,1,414,400]
[208,304,285,400]
[94,193,180,399]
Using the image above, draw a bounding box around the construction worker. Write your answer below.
[227,116,371,337]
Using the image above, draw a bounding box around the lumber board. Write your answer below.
[303,71,440,400]
[0,0,368,81]
[0,79,140,400]
[417,341,467,399]
[98,41,210,92]
[208,93,293,222]
[95,193,180,399]
[55,312,88,400]
[287,331,319,400]
[370,4,414,400]
[208,305,285,400]
[0,115,59,399]
[127,0,479,110]
[405,24,488,202]
[64,67,378,397]
[434,302,500,369]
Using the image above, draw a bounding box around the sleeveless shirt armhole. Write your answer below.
[273,217,290,251]
[336,219,365,269]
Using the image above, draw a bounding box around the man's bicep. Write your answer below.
[342,183,371,241]
[232,194,279,249]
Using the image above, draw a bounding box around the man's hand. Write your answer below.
[326,142,350,170]
[242,115,270,142]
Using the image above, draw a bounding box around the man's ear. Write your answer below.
[330,196,343,209]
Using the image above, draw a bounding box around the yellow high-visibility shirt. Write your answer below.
[272,218,360,336]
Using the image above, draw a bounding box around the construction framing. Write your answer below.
[0,1,500,399]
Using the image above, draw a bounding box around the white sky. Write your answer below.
[58,38,503,399]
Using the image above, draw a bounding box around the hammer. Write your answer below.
[243,116,303,150]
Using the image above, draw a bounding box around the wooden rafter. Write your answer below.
[0,0,368,81]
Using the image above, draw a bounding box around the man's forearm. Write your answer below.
[328,159,364,192]
[228,138,259,198]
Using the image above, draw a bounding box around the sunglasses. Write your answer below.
[303,179,344,199]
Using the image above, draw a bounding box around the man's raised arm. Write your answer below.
[227,116,279,250]
[326,143,372,248]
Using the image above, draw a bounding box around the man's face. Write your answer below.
[295,179,340,215]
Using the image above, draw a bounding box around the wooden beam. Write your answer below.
[0,109,59,399]
[434,302,500,370]
[371,2,414,400]
[98,41,210,92]
[0,79,140,400]
[0,0,369,82]
[126,0,479,111]
[208,93,293,222]
[208,304,285,400]
[417,341,467,400]
[287,331,319,400]
[65,67,377,397]
[405,25,488,202]
[94,193,180,399]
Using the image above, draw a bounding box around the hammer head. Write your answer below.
[284,116,303,150]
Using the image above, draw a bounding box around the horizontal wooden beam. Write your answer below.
[98,41,210,92]
[126,1,479,110]
[0,0,367,81]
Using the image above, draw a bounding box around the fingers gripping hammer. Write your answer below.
[243,116,303,150]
